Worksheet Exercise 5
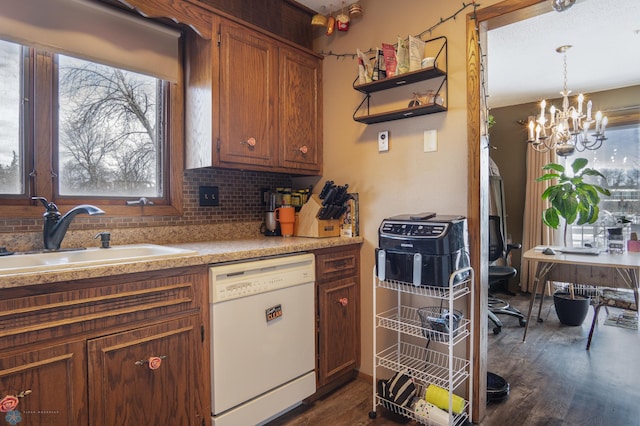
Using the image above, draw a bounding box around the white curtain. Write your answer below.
[520,146,557,293]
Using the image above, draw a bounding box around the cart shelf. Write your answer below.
[376,306,470,345]
[376,277,471,300]
[374,394,470,426]
[376,342,469,391]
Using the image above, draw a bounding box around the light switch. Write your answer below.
[424,130,437,152]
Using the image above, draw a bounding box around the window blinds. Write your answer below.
[0,0,181,82]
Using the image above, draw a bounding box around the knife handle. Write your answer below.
[322,188,336,206]
[319,180,333,199]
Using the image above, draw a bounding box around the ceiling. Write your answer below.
[487,0,640,108]
[296,0,640,109]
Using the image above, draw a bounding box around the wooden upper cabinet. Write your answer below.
[186,14,323,175]
[218,21,278,168]
[279,48,322,173]
[111,0,322,174]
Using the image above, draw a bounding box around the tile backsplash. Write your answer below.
[0,168,294,251]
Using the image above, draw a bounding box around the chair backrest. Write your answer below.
[488,215,505,263]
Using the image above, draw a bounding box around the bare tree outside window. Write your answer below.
[58,56,162,197]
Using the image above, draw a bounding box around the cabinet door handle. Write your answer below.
[0,390,31,413]
[298,145,308,154]
[338,297,349,307]
[241,137,257,148]
[135,355,167,370]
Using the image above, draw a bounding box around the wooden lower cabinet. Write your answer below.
[88,316,201,426]
[0,266,210,426]
[0,341,87,425]
[317,276,360,387]
[313,245,361,397]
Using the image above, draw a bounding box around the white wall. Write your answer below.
[295,0,501,375]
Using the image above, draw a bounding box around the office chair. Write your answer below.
[488,215,526,334]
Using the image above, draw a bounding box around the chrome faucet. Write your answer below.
[33,197,105,250]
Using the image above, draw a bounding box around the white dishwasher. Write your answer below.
[209,253,316,426]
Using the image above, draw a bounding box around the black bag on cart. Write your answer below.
[377,371,416,422]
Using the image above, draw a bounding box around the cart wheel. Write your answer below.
[368,411,377,419]
[519,318,527,327]
[493,325,501,335]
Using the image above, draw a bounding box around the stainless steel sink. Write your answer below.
[0,244,198,275]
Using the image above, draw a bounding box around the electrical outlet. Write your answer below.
[199,186,219,206]
[260,187,270,206]
[378,130,389,152]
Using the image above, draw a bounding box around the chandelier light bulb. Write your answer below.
[595,110,603,133]
[577,93,584,114]
[528,120,535,141]
[601,117,608,136]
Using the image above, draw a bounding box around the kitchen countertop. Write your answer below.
[0,236,363,289]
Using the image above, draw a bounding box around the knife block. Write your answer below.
[295,194,342,238]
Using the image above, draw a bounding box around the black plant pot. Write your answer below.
[553,292,590,326]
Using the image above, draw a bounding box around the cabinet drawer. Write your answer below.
[315,246,360,283]
[0,267,207,350]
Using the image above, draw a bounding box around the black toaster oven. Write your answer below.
[376,213,469,287]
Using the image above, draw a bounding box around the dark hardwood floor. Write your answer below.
[268,293,640,426]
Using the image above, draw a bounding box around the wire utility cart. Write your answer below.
[369,267,474,425]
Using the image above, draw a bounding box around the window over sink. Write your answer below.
[0,1,184,217]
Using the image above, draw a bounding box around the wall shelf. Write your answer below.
[353,36,447,125]
[354,67,447,94]
[353,102,447,125]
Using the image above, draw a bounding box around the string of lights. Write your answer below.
[319,1,479,60]
[474,8,493,146]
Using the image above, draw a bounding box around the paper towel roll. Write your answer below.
[425,384,465,415]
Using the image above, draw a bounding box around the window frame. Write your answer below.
[0,43,184,218]
[566,107,640,247]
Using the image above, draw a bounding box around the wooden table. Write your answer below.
[522,248,640,341]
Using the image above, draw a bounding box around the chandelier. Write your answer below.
[526,45,608,157]
[552,0,576,12]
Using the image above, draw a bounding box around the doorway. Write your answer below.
[465,0,547,422]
